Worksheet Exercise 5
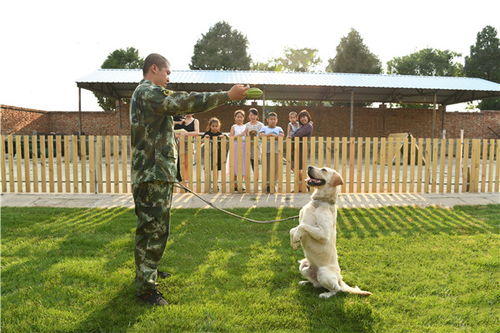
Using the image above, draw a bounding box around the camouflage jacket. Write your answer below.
[130,79,229,184]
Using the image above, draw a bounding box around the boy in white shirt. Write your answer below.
[259,112,284,193]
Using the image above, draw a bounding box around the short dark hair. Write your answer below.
[267,112,278,118]
[248,108,259,116]
[143,53,170,75]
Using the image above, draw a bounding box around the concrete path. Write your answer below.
[1,192,498,209]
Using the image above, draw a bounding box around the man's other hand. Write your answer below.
[228,84,249,101]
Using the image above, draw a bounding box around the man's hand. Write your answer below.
[228,84,249,101]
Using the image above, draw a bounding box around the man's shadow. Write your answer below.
[72,284,149,333]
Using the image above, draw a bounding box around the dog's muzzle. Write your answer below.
[307,167,326,187]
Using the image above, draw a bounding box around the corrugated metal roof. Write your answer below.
[78,69,500,91]
[76,69,500,104]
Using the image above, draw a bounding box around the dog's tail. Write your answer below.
[339,280,372,296]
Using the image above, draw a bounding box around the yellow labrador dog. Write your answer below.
[290,166,371,298]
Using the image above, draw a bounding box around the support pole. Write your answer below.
[349,90,354,138]
[441,104,445,138]
[78,87,82,136]
[431,93,437,138]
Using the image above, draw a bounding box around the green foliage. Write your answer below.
[190,21,251,70]
[1,205,499,332]
[253,48,322,73]
[251,48,322,106]
[387,48,463,76]
[326,28,382,74]
[464,25,500,110]
[95,47,144,112]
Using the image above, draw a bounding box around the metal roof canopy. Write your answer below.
[77,69,500,105]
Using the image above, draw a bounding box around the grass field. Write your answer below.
[1,204,499,332]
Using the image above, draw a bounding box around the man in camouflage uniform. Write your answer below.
[131,53,248,305]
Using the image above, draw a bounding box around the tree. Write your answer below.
[464,25,500,110]
[251,47,321,72]
[326,28,382,74]
[95,47,144,111]
[190,21,251,70]
[387,48,463,76]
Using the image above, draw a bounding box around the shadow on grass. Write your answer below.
[72,284,149,333]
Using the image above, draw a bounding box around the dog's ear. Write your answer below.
[330,172,344,187]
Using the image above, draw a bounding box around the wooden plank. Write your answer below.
[0,135,6,192]
[96,136,103,193]
[237,136,243,192]
[285,137,291,193]
[15,136,23,192]
[325,137,332,168]
[371,137,378,193]
[301,137,308,193]
[363,137,370,193]
[470,139,481,192]
[213,137,219,192]
[394,137,401,193]
[293,137,299,193]
[269,137,275,193]
[439,138,446,193]
[341,137,347,193]
[23,136,31,192]
[31,136,39,192]
[488,139,495,193]
[409,137,416,193]
[104,136,111,193]
[121,136,127,194]
[56,136,63,192]
[228,136,234,193]
[423,138,431,193]
[179,136,185,193]
[277,136,283,193]
[64,136,70,193]
[416,138,424,193]
[262,137,267,193]
[310,137,316,167]
[188,136,194,191]
[480,139,488,192]
[431,138,438,193]
[356,138,362,193]
[7,136,15,192]
[246,136,252,192]
[204,136,210,193]
[253,137,259,194]
[89,136,95,193]
[71,135,78,193]
[47,136,54,193]
[113,136,119,193]
[446,139,454,193]
[221,136,227,193]
[318,137,324,167]
[333,137,339,171]
[495,140,500,193]
[402,137,409,193]
[462,139,470,193]
[379,137,386,193]
[196,136,202,193]
[349,137,355,193]
[386,137,393,193]
[454,138,462,193]
[81,136,87,193]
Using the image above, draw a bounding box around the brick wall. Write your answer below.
[2,104,499,139]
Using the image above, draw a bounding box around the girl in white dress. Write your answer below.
[226,109,247,191]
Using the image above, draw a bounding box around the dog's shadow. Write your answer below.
[293,280,375,332]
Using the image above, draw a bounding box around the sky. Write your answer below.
[1,0,499,112]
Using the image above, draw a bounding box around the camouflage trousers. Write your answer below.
[132,181,173,294]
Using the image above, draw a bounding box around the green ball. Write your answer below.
[246,88,263,99]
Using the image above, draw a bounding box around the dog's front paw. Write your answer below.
[298,280,309,286]
[291,240,301,250]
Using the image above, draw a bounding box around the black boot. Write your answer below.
[158,270,171,279]
[137,289,168,306]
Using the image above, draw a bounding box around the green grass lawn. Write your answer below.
[1,204,499,332]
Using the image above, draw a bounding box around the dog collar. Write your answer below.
[311,198,337,208]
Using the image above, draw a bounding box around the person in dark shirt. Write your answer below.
[202,117,226,191]
[291,110,313,192]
